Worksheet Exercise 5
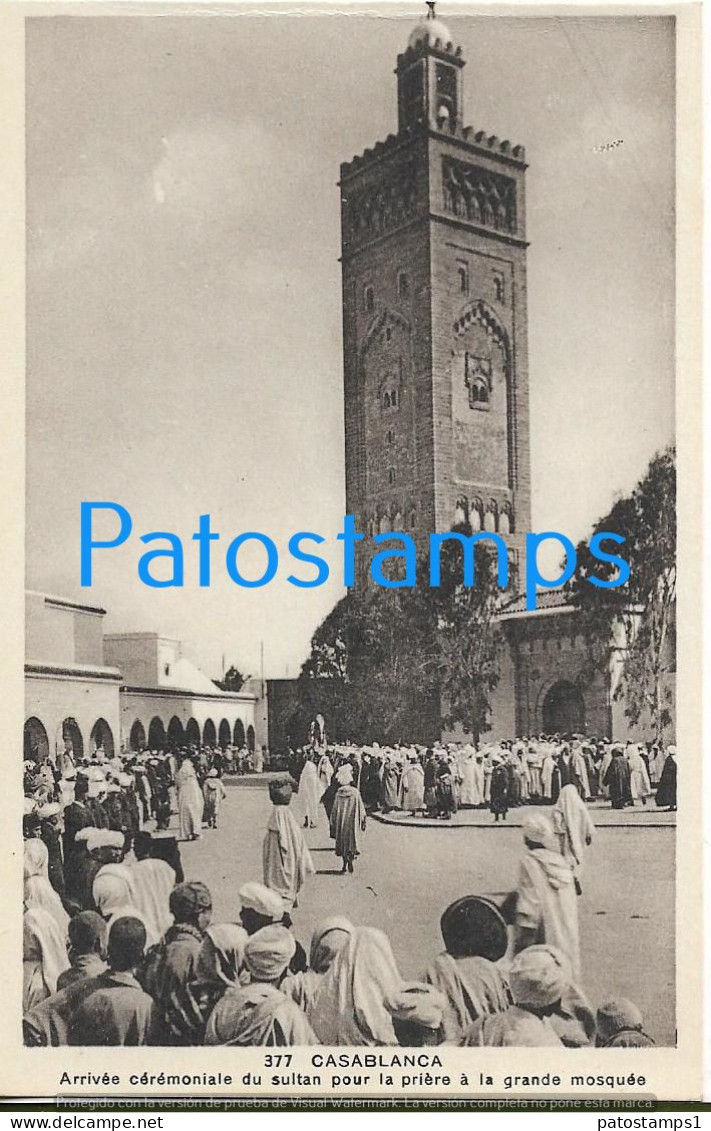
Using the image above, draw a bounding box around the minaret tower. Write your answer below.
[340,4,531,582]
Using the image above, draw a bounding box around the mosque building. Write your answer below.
[337,4,673,742]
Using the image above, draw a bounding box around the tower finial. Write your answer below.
[426,1,436,19]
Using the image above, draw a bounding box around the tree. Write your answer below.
[568,446,676,742]
[418,527,507,742]
[295,526,507,743]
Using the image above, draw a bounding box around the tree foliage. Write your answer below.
[216,665,247,692]
[568,446,676,741]
[295,528,507,744]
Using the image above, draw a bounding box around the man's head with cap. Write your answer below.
[68,910,108,960]
[243,925,296,984]
[388,983,446,1047]
[169,882,212,930]
[440,896,508,961]
[508,945,567,1015]
[522,814,558,853]
[239,882,285,935]
[88,829,125,863]
[268,779,293,806]
[133,830,153,861]
[107,916,147,972]
[596,998,646,1046]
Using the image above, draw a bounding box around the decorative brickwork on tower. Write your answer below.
[340,6,532,583]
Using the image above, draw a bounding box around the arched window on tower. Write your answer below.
[364,285,374,313]
[499,504,514,535]
[457,261,469,294]
[484,501,498,533]
[468,376,490,409]
[454,497,467,526]
[470,499,483,532]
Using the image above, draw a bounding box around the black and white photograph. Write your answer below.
[15,0,700,1094]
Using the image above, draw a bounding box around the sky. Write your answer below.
[26,5,675,681]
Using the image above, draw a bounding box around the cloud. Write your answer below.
[149,118,276,225]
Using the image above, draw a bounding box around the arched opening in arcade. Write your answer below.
[246,725,256,754]
[167,716,185,750]
[148,716,167,750]
[203,719,217,747]
[542,680,586,735]
[233,718,246,748]
[24,717,49,762]
[185,718,201,747]
[60,717,84,761]
[129,719,146,752]
[218,719,231,749]
[90,718,115,760]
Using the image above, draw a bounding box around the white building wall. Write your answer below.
[120,690,258,751]
[25,669,122,760]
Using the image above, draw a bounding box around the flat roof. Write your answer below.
[26,590,107,616]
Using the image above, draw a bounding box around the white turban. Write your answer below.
[243,925,296,980]
[239,882,284,921]
[522,813,558,852]
[37,802,61,819]
[509,945,568,1007]
[388,982,446,1030]
[93,864,134,917]
[87,829,124,853]
[667,745,677,756]
[336,764,353,785]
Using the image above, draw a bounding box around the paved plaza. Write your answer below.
[170,779,676,1047]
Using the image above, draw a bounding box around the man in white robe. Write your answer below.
[298,757,323,828]
[551,784,594,890]
[205,926,316,1045]
[176,759,203,841]
[263,780,314,910]
[458,746,484,807]
[513,814,580,980]
[627,744,652,804]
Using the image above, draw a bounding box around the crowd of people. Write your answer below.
[21,726,668,1048]
[289,735,678,822]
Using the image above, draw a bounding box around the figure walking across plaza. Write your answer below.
[262,779,314,910]
[551,783,594,895]
[202,768,226,829]
[176,757,204,841]
[329,763,366,874]
[512,814,581,980]
[298,755,324,829]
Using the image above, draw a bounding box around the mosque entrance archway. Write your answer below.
[203,719,217,747]
[542,680,586,736]
[90,718,115,760]
[246,725,256,754]
[218,719,231,749]
[233,718,246,748]
[24,717,49,762]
